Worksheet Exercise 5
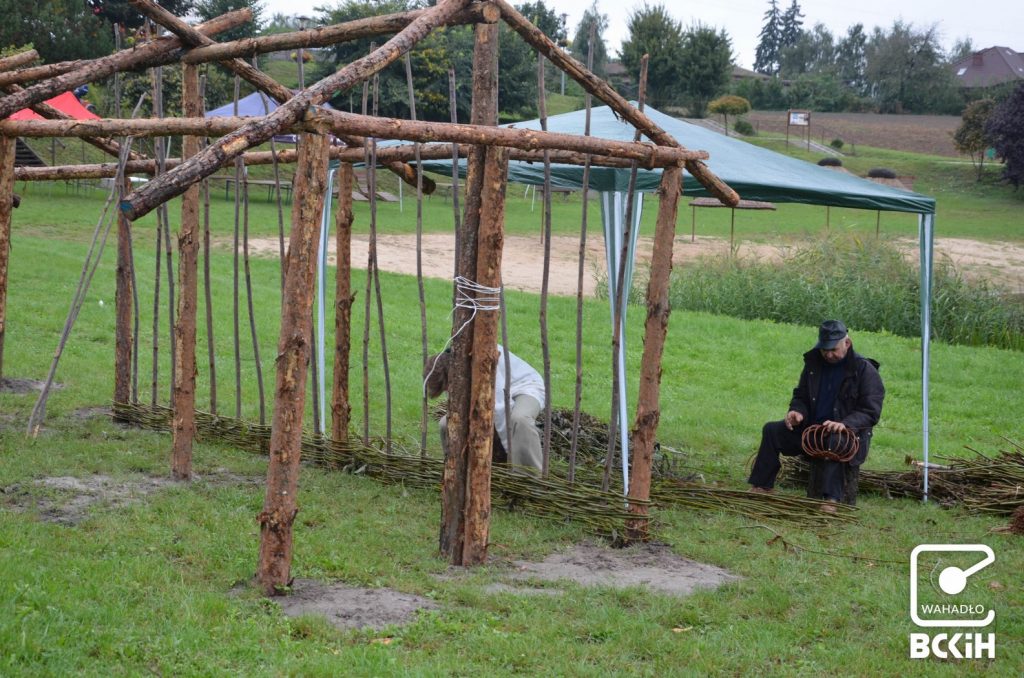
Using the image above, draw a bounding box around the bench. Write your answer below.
[213,175,293,203]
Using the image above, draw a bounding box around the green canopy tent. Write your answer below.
[406,104,939,498]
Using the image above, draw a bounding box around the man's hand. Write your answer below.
[821,419,847,433]
[784,410,804,430]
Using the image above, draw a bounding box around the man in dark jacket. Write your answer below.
[748,320,884,509]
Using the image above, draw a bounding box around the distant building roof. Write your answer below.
[951,46,1024,88]
[731,66,770,82]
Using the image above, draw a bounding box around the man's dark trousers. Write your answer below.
[748,420,846,500]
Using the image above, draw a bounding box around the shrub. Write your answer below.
[867,167,897,179]
[817,157,842,167]
[829,138,844,150]
[665,235,1024,351]
[733,119,755,136]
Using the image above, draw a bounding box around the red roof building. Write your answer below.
[950,46,1024,88]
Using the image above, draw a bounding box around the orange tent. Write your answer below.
[8,91,100,121]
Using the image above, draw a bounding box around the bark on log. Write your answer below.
[14,144,694,182]
[462,145,508,567]
[256,133,331,596]
[2,115,707,166]
[0,136,13,380]
[625,165,682,541]
[493,0,739,207]
[0,10,252,120]
[118,0,473,222]
[0,61,82,88]
[113,175,134,416]
[331,163,355,442]
[0,50,39,73]
[440,19,497,564]
[171,64,202,481]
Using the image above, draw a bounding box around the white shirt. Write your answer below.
[494,345,545,450]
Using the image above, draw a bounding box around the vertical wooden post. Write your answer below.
[331,162,355,441]
[0,136,13,381]
[462,146,508,566]
[171,63,201,480]
[440,20,498,563]
[113,173,134,416]
[256,131,330,596]
[626,165,682,541]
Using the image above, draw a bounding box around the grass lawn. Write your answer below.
[1,166,1022,674]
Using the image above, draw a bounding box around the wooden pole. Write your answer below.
[0,136,13,381]
[626,165,682,541]
[440,18,497,564]
[171,63,202,480]
[0,10,252,120]
[462,146,508,566]
[331,163,355,442]
[119,0,468,222]
[256,132,331,596]
[113,174,134,416]
[492,0,738,208]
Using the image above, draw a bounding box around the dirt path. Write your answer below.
[246,233,1024,296]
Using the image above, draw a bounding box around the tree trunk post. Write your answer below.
[256,131,331,596]
[331,162,355,441]
[113,173,134,415]
[440,18,498,564]
[0,135,13,381]
[170,63,201,480]
[462,145,508,566]
[626,165,682,541]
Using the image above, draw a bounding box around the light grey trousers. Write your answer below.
[440,394,543,471]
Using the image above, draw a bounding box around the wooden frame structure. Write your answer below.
[0,0,738,592]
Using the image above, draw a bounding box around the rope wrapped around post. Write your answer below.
[801,424,860,463]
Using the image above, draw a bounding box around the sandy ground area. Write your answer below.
[246,233,1024,296]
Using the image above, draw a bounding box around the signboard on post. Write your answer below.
[786,109,812,150]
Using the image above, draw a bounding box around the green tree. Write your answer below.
[86,0,194,29]
[835,23,867,91]
[864,22,960,113]
[195,0,264,42]
[779,23,834,78]
[754,0,782,75]
[678,23,733,117]
[619,3,684,107]
[779,0,804,50]
[708,95,750,135]
[954,99,995,180]
[985,83,1024,188]
[570,1,609,77]
[0,1,114,63]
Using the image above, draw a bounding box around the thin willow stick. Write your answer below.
[243,174,266,424]
[360,75,372,445]
[569,28,596,485]
[406,53,429,458]
[448,68,462,292]
[231,74,242,418]
[369,72,393,454]
[253,58,287,291]
[537,53,553,477]
[199,71,216,414]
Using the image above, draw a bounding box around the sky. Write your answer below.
[259,0,1024,70]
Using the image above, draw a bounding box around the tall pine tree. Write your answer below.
[780,0,805,49]
[753,0,782,75]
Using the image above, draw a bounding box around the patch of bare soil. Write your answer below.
[1,470,261,525]
[0,378,57,395]
[247,233,1024,296]
[500,542,739,597]
[274,579,438,632]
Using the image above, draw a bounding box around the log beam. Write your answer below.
[256,132,331,596]
[331,163,355,442]
[0,50,40,73]
[626,165,683,541]
[0,9,252,120]
[0,136,14,380]
[493,0,739,207]
[2,115,708,166]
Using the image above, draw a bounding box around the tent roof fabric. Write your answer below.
[421,104,936,214]
[9,92,100,121]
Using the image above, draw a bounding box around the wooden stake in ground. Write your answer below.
[439,19,498,564]
[331,163,355,442]
[170,63,202,480]
[113,174,134,416]
[256,131,331,596]
[626,165,683,541]
[462,145,509,566]
[0,136,13,380]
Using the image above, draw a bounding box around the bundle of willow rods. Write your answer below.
[115,402,853,530]
[779,439,1024,515]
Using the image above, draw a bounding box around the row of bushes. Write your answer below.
[652,236,1024,351]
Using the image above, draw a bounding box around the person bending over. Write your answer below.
[425,345,546,471]
[747,320,884,510]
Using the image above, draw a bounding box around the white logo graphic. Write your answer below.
[910,544,995,628]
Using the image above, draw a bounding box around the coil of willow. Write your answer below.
[801,423,860,463]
